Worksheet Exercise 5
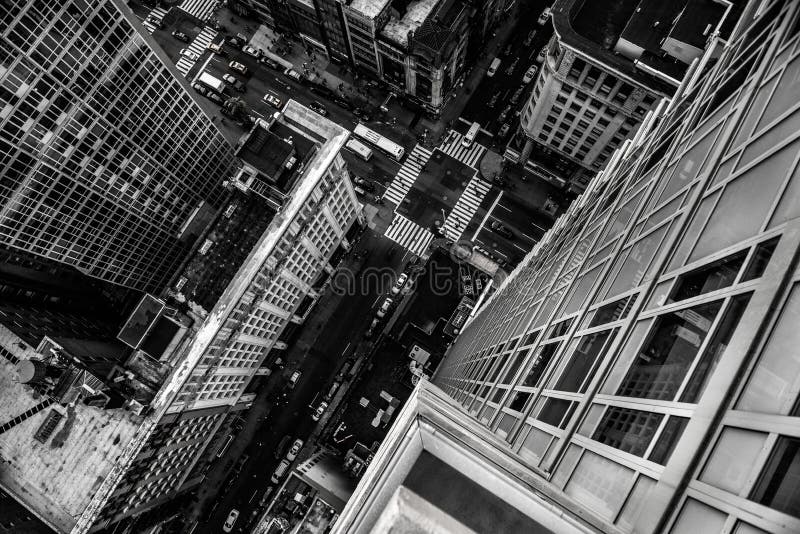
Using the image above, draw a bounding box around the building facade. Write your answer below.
[343,1,800,533]
[0,0,237,292]
[509,0,728,192]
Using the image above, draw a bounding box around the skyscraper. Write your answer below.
[1,0,237,292]
[336,1,800,532]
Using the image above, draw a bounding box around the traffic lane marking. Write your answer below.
[474,237,509,258]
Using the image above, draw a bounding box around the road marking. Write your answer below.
[471,190,503,241]
[519,230,537,242]
[512,243,527,252]
[249,490,258,504]
[497,203,511,211]
[475,238,509,258]
[341,342,351,356]
[531,221,546,232]
[371,295,381,308]
[252,110,265,118]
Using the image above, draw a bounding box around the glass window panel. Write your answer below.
[701,427,767,495]
[554,330,613,393]
[564,450,634,520]
[690,138,800,264]
[592,406,664,457]
[495,413,517,440]
[750,435,800,519]
[518,425,554,464]
[733,521,769,534]
[741,237,779,281]
[538,398,576,429]
[589,296,631,327]
[577,404,605,437]
[668,250,747,303]
[669,499,726,534]
[666,190,720,272]
[617,301,722,400]
[648,416,689,465]
[605,225,668,299]
[616,475,656,531]
[681,294,752,403]
[521,342,559,388]
[507,391,532,412]
[737,283,800,414]
[601,319,653,394]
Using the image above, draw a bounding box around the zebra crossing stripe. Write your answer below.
[178,0,219,22]
[384,214,434,256]
[443,175,492,241]
[382,143,433,205]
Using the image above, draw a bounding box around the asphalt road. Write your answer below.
[197,230,404,534]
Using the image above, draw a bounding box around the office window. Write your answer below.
[552,330,613,393]
[592,406,663,456]
[668,250,747,303]
[750,436,800,518]
[701,427,767,494]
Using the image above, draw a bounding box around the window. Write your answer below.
[669,499,726,533]
[750,436,800,518]
[537,397,576,428]
[521,343,559,387]
[701,427,767,494]
[669,250,747,303]
[553,330,613,392]
[592,406,663,456]
[648,416,688,465]
[741,237,779,281]
[617,301,722,400]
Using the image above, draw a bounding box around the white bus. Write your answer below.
[462,121,480,147]
[353,123,405,161]
[346,137,373,161]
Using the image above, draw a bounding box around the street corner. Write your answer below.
[479,149,505,182]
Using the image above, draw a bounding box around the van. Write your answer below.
[487,58,501,77]
[271,459,290,484]
[275,435,291,459]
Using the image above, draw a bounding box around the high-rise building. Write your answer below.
[341,0,471,116]
[336,1,800,533]
[1,12,363,525]
[507,0,730,192]
[0,0,238,292]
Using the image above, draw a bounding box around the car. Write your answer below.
[523,65,539,84]
[223,509,239,533]
[376,297,393,318]
[488,93,500,108]
[171,31,190,43]
[191,83,207,95]
[391,272,408,295]
[353,108,371,122]
[536,47,547,64]
[242,44,260,57]
[227,36,245,48]
[208,41,225,55]
[510,86,524,104]
[312,401,329,422]
[286,439,304,461]
[271,459,290,484]
[310,84,335,99]
[228,61,247,75]
[538,6,552,25]
[222,73,246,92]
[333,97,353,111]
[145,16,163,29]
[288,370,301,388]
[308,101,328,116]
[498,123,511,138]
[352,176,375,192]
[275,435,292,459]
[285,68,303,82]
[498,105,511,123]
[263,91,282,109]
[505,58,519,76]
[179,48,199,61]
[524,29,537,47]
[490,221,514,239]
[502,44,513,57]
[259,56,281,70]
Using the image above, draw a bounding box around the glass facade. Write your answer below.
[0,0,236,292]
[436,1,800,532]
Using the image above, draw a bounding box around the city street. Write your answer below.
[194,229,404,534]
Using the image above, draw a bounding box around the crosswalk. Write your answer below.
[438,130,486,168]
[382,145,433,205]
[443,174,492,241]
[176,27,217,77]
[178,0,219,23]
[384,213,434,258]
[142,6,167,34]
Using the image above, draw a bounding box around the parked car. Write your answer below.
[488,93,500,108]
[308,101,328,116]
[498,123,511,138]
[510,86,524,104]
[259,56,281,70]
[228,61,247,75]
[523,65,539,84]
[353,108,371,121]
[288,370,301,388]
[502,44,513,57]
[536,47,547,64]
[524,29,537,46]
[310,84,335,99]
[538,6,552,25]
[271,459,290,484]
[286,439,304,461]
[376,297,393,318]
[242,44,260,57]
[498,105,511,123]
[505,58,519,76]
[352,176,375,192]
[312,401,329,422]
[222,73,246,92]
[285,68,302,82]
[490,221,514,239]
[179,48,199,61]
[391,272,408,295]
[223,509,239,533]
[227,36,245,47]
[262,90,282,109]
[333,97,353,111]
[171,31,190,43]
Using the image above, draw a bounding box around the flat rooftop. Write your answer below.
[0,327,141,534]
[348,0,390,19]
[382,0,439,48]
[554,0,677,94]
[238,126,295,184]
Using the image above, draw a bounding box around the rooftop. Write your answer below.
[347,0,391,19]
[382,0,439,48]
[238,126,295,185]
[668,0,729,49]
[0,326,141,534]
[413,0,466,53]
